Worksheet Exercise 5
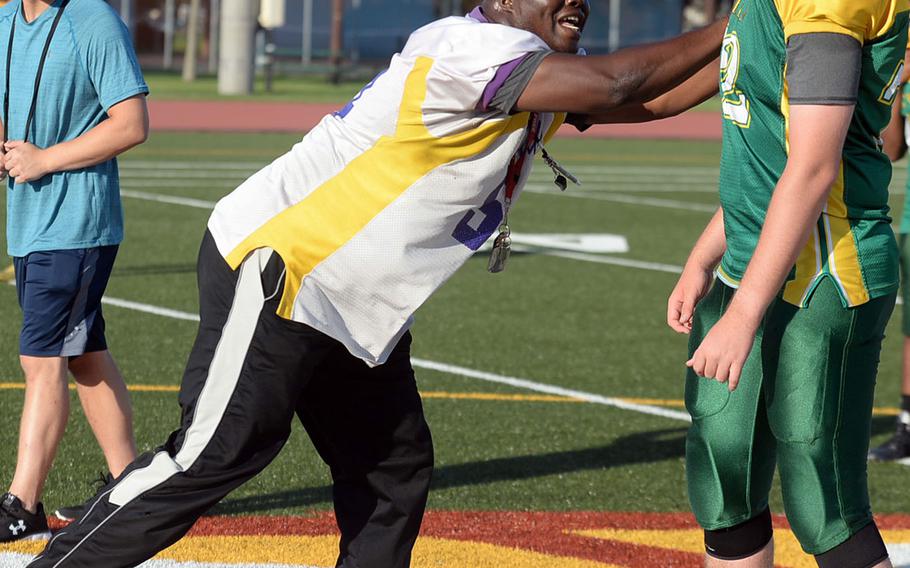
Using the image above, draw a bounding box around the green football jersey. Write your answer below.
[901,81,910,234]
[716,0,908,308]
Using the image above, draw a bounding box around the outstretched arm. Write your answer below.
[4,95,148,184]
[516,18,727,114]
[578,56,720,125]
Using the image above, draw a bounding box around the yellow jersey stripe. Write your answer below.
[542,112,566,144]
[715,264,741,288]
[823,165,869,306]
[783,225,822,306]
[225,57,530,319]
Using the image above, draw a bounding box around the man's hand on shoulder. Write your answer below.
[4,141,52,184]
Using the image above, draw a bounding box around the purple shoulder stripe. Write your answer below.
[467,5,532,112]
[477,55,530,111]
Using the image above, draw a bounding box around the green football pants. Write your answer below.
[900,233,910,335]
[685,277,895,554]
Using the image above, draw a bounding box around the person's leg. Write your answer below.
[298,331,434,568]
[5,250,92,522]
[9,356,69,512]
[69,351,136,477]
[2,249,108,542]
[66,245,137,477]
[28,236,330,568]
[766,278,894,567]
[870,233,910,461]
[684,279,777,567]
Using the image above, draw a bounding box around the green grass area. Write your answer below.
[144,70,365,103]
[1,133,908,518]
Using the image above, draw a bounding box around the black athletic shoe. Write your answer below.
[0,492,50,542]
[53,471,113,523]
[869,421,910,461]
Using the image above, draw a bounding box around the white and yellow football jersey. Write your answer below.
[208,11,564,365]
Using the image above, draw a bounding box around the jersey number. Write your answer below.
[452,187,504,251]
[880,60,905,105]
[721,32,751,128]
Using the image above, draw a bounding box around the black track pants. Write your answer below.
[29,231,434,568]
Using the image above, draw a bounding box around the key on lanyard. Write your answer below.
[488,219,511,273]
[541,148,581,191]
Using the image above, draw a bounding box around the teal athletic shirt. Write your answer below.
[0,0,148,257]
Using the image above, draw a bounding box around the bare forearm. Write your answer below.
[517,18,727,114]
[599,21,726,108]
[727,170,832,322]
[44,115,147,173]
[685,207,726,271]
[583,57,720,124]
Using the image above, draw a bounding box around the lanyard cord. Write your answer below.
[503,112,541,204]
[3,0,70,147]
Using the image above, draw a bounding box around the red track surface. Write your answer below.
[147,100,722,140]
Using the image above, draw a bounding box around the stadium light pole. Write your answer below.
[329,0,344,84]
[608,0,621,52]
[218,0,257,95]
[183,0,202,81]
[119,0,134,39]
[209,0,221,74]
[163,0,175,70]
[302,0,313,65]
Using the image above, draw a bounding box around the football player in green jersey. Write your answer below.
[668,0,908,566]
[871,38,910,463]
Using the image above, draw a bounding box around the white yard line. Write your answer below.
[540,251,683,273]
[120,171,249,180]
[122,180,239,189]
[122,161,268,170]
[523,186,717,213]
[410,358,691,422]
[120,190,217,210]
[2,281,691,425]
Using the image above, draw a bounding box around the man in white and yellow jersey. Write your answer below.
[29,1,725,566]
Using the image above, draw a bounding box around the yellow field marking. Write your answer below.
[0,264,13,283]
[3,535,618,567]
[618,397,685,407]
[0,382,181,393]
[0,382,901,416]
[572,527,910,568]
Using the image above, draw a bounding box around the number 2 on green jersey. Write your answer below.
[721,32,751,128]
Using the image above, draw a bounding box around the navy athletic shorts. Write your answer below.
[14,246,118,357]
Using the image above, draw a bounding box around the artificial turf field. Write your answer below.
[1,132,910,566]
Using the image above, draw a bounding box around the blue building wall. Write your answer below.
[272,0,682,61]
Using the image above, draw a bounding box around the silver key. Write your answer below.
[488,227,512,273]
[541,148,580,190]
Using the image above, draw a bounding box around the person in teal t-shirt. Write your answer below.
[0,0,148,543]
